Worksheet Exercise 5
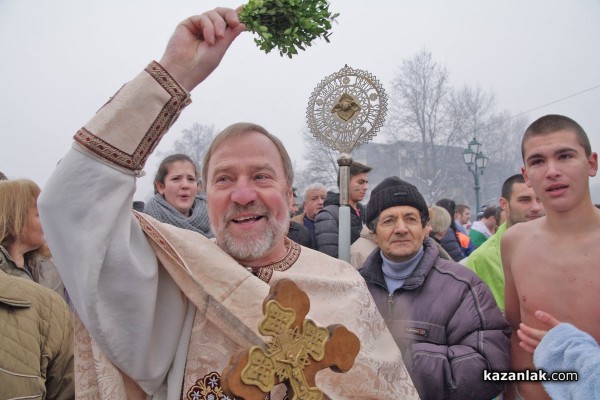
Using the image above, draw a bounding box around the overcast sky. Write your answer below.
[1,0,599,202]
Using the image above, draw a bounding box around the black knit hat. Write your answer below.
[366,176,429,230]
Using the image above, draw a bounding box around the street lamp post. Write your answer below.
[462,137,488,213]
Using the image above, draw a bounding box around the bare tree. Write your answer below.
[295,127,339,191]
[382,49,459,201]
[475,113,529,206]
[449,87,528,206]
[378,50,530,207]
[157,123,216,175]
[476,112,527,173]
[386,50,452,143]
[448,85,496,144]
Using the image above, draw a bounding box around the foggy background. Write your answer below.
[1,0,598,206]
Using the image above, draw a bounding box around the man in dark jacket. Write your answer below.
[287,187,316,248]
[359,176,510,400]
[436,198,473,261]
[291,183,327,246]
[287,220,315,248]
[314,161,371,258]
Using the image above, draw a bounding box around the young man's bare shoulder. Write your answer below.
[588,207,600,231]
[502,216,546,245]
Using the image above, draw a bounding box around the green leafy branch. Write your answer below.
[238,0,339,58]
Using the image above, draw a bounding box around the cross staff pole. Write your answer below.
[337,153,352,262]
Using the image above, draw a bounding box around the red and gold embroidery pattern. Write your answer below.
[250,238,301,283]
[74,61,191,172]
[134,211,184,267]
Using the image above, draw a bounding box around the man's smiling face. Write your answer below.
[205,131,291,264]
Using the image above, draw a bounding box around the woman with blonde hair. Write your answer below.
[427,205,453,260]
[428,205,451,240]
[0,179,64,296]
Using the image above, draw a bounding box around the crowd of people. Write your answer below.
[2,6,599,400]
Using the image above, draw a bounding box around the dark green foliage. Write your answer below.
[239,0,339,58]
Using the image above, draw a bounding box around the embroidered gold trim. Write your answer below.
[74,61,191,171]
[134,212,184,268]
[250,238,301,283]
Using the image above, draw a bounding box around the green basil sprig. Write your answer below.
[238,0,339,58]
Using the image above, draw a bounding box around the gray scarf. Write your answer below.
[143,193,214,238]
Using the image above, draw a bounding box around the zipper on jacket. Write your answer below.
[386,292,394,321]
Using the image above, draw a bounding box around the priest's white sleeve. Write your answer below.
[39,61,192,396]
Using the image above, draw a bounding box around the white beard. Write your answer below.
[213,203,290,262]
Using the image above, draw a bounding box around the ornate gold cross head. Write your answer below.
[222,279,360,400]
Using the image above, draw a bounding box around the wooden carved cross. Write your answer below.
[222,279,360,400]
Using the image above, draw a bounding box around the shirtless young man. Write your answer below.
[502,114,600,400]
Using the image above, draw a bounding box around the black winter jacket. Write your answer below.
[314,192,365,258]
[287,221,316,249]
[359,237,510,400]
[440,227,465,261]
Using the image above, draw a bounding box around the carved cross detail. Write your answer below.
[222,279,360,400]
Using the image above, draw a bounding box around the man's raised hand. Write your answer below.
[159,7,245,92]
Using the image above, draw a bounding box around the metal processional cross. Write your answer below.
[306,65,387,262]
